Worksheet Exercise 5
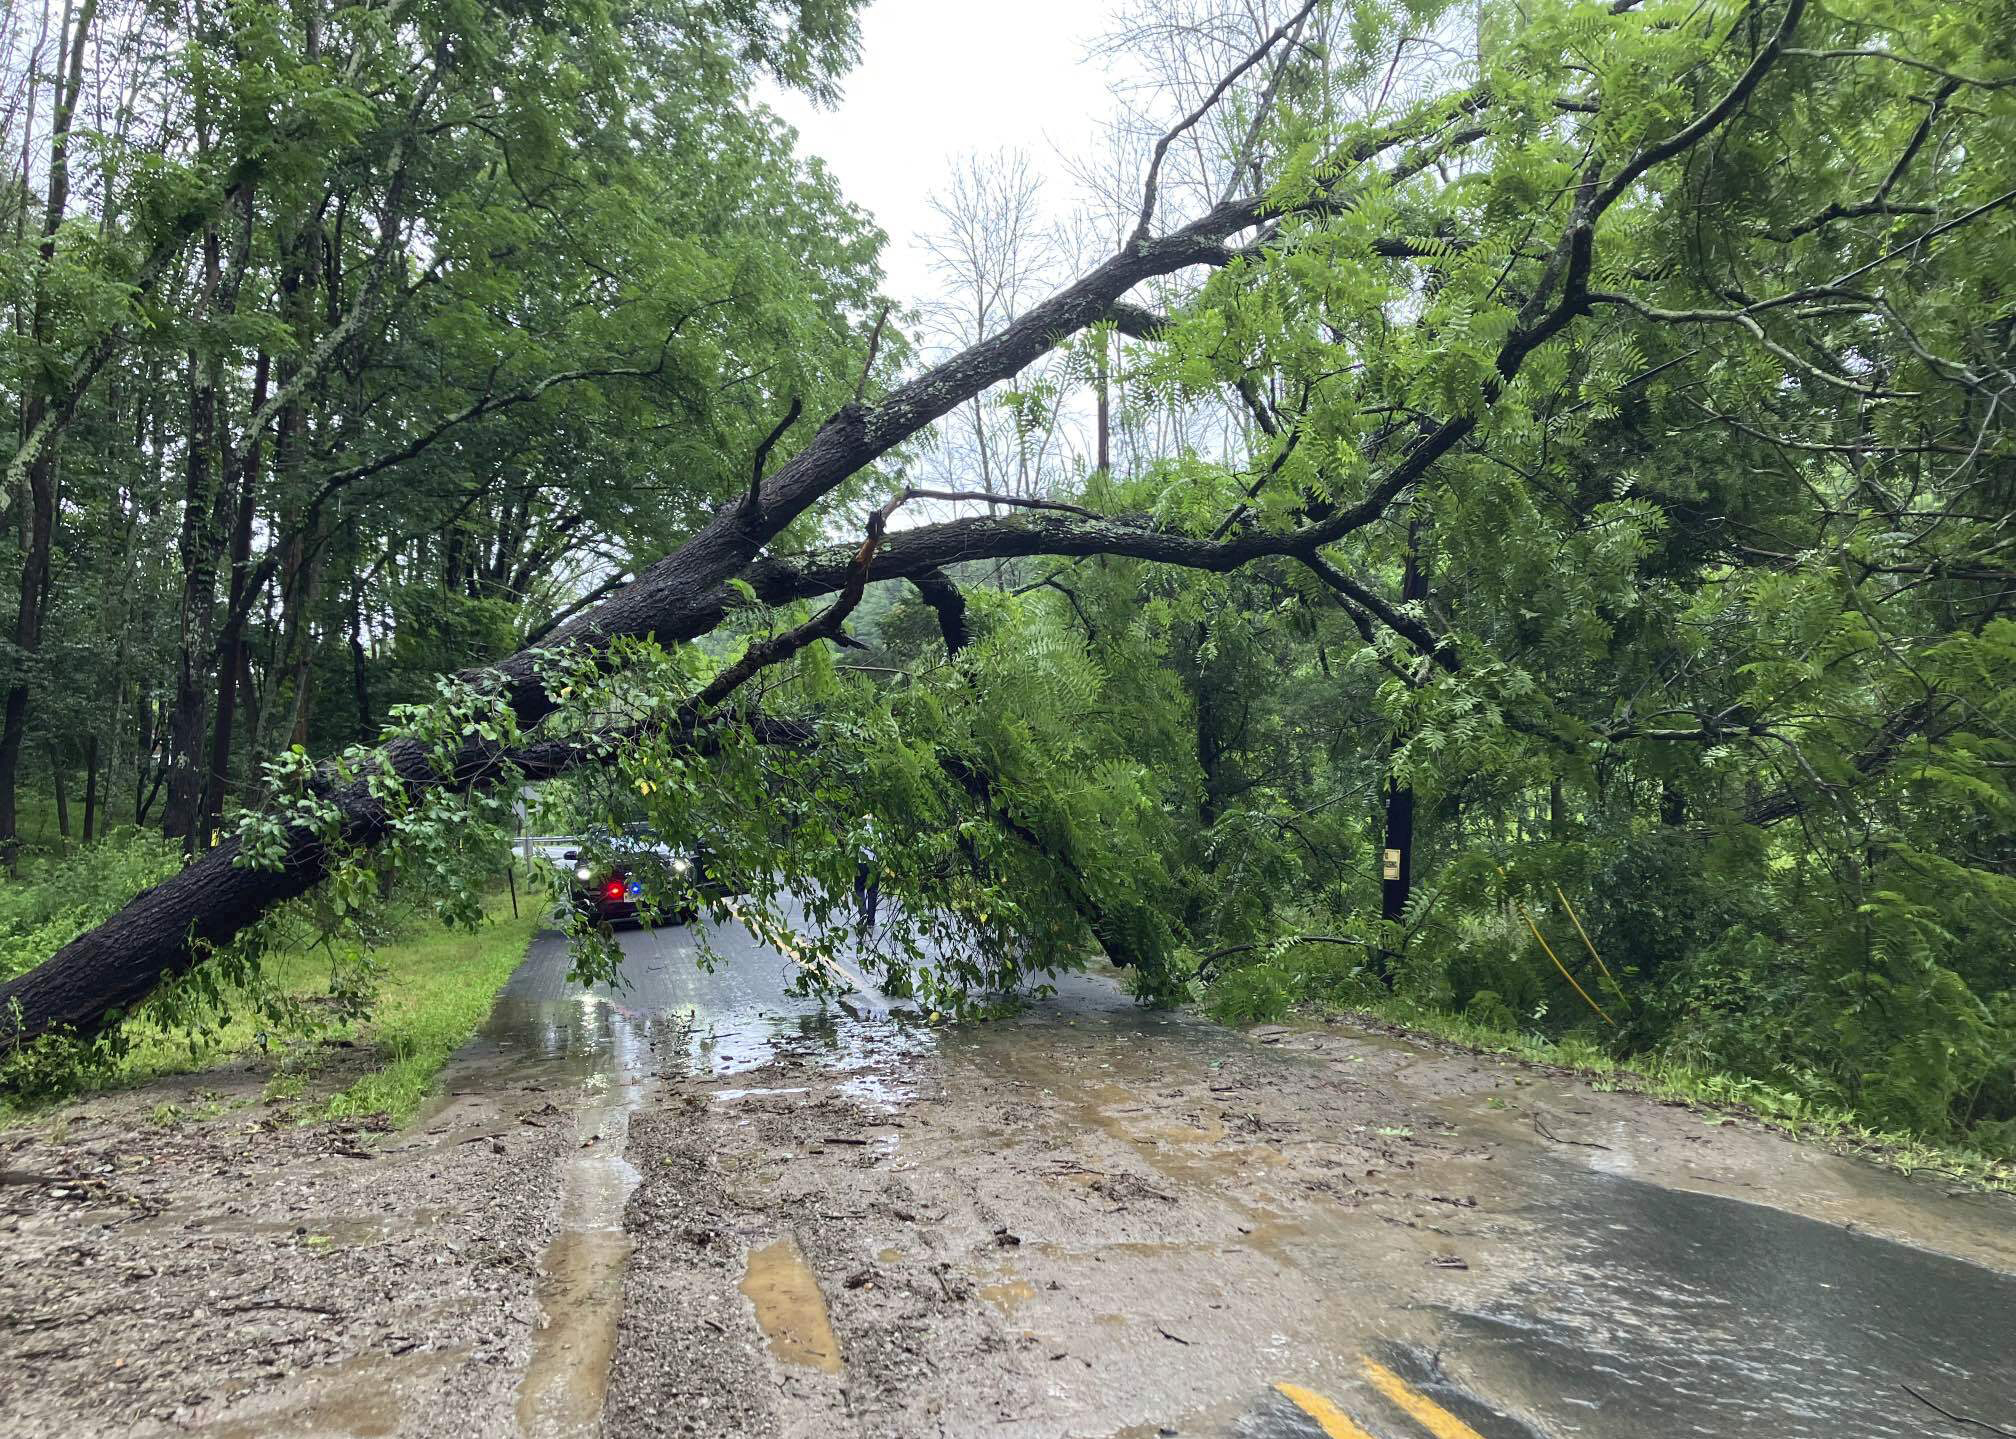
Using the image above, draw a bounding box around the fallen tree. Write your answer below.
[1,0,1831,1050]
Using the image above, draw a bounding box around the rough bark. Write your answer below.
[203,352,271,836]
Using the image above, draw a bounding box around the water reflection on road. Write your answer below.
[468,909,935,1094]
[1440,1162,2016,1438]
[470,914,2016,1439]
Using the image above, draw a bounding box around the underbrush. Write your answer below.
[1,829,183,982]
[1201,943,2016,1190]
[2,854,539,1126]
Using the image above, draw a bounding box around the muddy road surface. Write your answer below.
[4,908,2014,1438]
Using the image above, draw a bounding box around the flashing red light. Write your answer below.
[603,879,626,902]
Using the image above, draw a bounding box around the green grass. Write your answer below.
[5,786,87,861]
[319,896,539,1122]
[8,889,539,1128]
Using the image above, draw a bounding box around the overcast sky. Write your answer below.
[764,0,1123,307]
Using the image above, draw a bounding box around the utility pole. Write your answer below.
[1381,521,1429,929]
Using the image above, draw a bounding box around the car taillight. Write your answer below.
[603,880,625,902]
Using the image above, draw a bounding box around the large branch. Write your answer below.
[0,10,1811,1045]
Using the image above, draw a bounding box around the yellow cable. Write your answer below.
[1514,896,1614,1027]
[1553,883,1628,1012]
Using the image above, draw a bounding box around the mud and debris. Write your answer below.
[607,959,2016,1437]
[4,919,2014,1439]
[0,1052,569,1438]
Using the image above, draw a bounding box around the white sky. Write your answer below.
[764,0,1122,307]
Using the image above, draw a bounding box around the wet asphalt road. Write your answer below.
[474,913,2016,1439]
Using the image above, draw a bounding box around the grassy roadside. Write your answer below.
[233,890,543,1124]
[6,888,541,1129]
[1308,998,2016,1193]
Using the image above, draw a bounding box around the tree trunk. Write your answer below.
[1380,527,1429,927]
[133,697,156,825]
[203,351,270,836]
[284,527,323,748]
[0,449,55,867]
[1095,326,1111,476]
[1380,776,1414,925]
[49,742,70,841]
[81,733,98,843]
[163,330,225,850]
[349,571,373,740]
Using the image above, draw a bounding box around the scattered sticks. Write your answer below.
[1901,1383,2016,1437]
[1531,1113,1611,1150]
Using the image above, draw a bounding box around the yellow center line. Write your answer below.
[1360,1357,1488,1439]
[1275,1382,1381,1438]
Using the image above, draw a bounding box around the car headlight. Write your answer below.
[574,864,593,881]
[671,857,690,874]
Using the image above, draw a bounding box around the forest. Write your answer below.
[1,0,2012,1156]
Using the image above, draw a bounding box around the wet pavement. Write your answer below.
[474,910,2016,1439]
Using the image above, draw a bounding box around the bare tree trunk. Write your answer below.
[48,742,70,841]
[204,351,270,835]
[164,325,224,849]
[81,734,98,843]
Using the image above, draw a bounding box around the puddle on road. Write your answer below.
[953,979,2016,1437]
[201,1347,469,1439]
[492,993,659,1439]
[714,1085,812,1102]
[740,1236,844,1373]
[978,1276,1039,1314]
[1440,1162,2016,1438]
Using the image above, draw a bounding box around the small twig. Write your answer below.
[1532,1114,1611,1150]
[1155,1325,1193,1345]
[747,394,803,511]
[217,1299,343,1317]
[694,502,894,710]
[1130,0,1321,246]
[1902,1383,2016,1437]
[899,487,1107,521]
[855,304,890,405]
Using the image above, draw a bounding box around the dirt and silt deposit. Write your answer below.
[3,916,2014,1438]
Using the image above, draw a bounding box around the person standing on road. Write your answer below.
[852,818,881,936]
